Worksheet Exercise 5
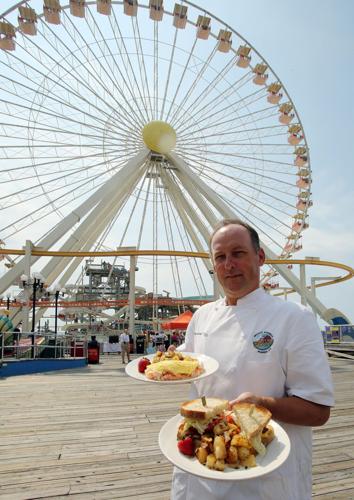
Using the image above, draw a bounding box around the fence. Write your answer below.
[0,332,87,362]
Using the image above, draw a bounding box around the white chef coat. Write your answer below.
[171,287,334,500]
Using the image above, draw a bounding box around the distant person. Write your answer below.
[119,329,130,364]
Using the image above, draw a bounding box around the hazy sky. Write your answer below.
[1,0,352,326]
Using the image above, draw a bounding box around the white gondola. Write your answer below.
[296,198,313,211]
[296,178,309,189]
[236,45,251,68]
[267,83,282,104]
[279,112,294,125]
[253,63,268,85]
[97,0,112,16]
[173,4,187,29]
[124,0,138,17]
[288,124,303,146]
[292,221,309,232]
[294,147,308,167]
[44,0,61,24]
[18,6,37,36]
[0,22,15,51]
[149,0,164,21]
[196,15,210,40]
[217,29,232,52]
[70,0,86,18]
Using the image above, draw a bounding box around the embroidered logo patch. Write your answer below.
[253,331,274,353]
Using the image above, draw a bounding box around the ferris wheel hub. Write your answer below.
[142,120,176,154]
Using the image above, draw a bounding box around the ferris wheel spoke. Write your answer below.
[175,84,266,136]
[177,105,279,142]
[59,9,146,128]
[87,8,150,125]
[164,37,198,122]
[168,44,218,126]
[159,26,179,120]
[0,152,133,205]
[131,17,154,122]
[172,54,243,130]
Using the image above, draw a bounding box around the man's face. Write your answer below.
[211,224,265,304]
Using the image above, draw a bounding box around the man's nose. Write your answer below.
[224,255,235,269]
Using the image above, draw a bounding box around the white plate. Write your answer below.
[125,352,219,384]
[159,414,291,481]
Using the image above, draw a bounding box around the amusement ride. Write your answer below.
[0,0,352,343]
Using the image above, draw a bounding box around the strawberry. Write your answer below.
[177,437,195,456]
[138,357,151,373]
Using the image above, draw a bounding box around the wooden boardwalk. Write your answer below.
[0,355,353,499]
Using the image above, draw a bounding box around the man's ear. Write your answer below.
[258,248,266,267]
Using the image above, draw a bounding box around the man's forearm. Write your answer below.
[232,392,331,426]
[256,395,330,426]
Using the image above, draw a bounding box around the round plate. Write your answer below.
[159,414,291,481]
[125,352,219,384]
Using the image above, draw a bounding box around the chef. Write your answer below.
[171,219,334,500]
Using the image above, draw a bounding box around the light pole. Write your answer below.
[20,272,45,358]
[47,283,65,340]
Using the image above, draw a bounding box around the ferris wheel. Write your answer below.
[0,0,318,316]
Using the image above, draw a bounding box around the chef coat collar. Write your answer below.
[221,287,266,308]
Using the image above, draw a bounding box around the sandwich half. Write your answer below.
[178,397,229,436]
[232,402,272,456]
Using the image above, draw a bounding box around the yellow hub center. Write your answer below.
[142,120,176,154]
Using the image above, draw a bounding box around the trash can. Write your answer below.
[136,335,145,354]
[87,335,100,364]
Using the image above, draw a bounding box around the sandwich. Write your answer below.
[178,397,229,436]
[232,402,272,456]
[176,398,275,471]
[145,356,204,381]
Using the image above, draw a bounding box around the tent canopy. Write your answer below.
[161,310,193,330]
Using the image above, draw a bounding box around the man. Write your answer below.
[171,219,334,500]
[119,329,130,364]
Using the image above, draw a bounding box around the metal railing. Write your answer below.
[0,332,87,362]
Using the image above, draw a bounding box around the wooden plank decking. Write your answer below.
[0,355,353,499]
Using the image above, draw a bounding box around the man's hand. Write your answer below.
[229,392,261,408]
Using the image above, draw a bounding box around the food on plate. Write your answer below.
[144,351,204,381]
[232,402,272,456]
[176,398,275,471]
[138,357,151,373]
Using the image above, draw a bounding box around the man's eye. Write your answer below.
[215,255,224,261]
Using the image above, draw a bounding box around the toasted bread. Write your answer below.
[180,397,228,420]
[232,403,272,456]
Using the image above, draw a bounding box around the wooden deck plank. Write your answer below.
[0,355,354,498]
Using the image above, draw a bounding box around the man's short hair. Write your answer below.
[209,219,261,253]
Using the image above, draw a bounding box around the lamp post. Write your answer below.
[20,272,45,358]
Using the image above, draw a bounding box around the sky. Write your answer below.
[0,0,353,327]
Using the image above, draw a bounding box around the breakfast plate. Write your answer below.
[158,415,290,481]
[125,352,219,384]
